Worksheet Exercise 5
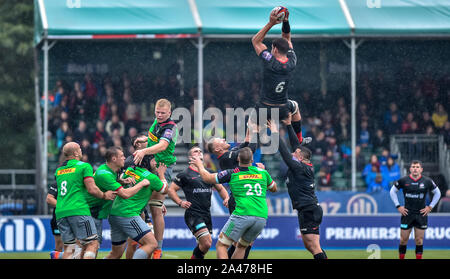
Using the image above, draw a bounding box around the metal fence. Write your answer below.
[390,134,442,176]
[0,170,37,215]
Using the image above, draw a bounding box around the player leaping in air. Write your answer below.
[250,7,311,146]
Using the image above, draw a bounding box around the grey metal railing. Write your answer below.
[439,137,450,188]
[390,134,443,176]
[0,169,37,215]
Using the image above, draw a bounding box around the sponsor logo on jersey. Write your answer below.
[162,129,173,140]
[239,174,262,180]
[57,168,76,176]
[262,51,272,61]
[125,170,141,180]
[217,170,228,180]
[419,183,425,188]
[148,131,158,142]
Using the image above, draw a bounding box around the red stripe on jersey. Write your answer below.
[83,176,94,180]
[159,120,176,127]
[277,57,289,64]
[409,175,422,182]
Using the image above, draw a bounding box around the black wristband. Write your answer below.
[282,20,290,33]
[396,205,401,208]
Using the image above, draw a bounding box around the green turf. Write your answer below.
[1,249,449,259]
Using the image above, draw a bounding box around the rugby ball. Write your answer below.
[271,6,287,23]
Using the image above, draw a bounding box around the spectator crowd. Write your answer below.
[43,59,450,193]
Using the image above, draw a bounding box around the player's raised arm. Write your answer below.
[190,157,217,184]
[252,12,280,55]
[213,183,230,208]
[133,140,169,166]
[281,9,293,49]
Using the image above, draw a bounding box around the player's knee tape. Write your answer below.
[196,230,210,241]
[149,199,164,209]
[238,238,251,247]
[65,243,77,253]
[218,235,233,246]
[289,99,299,115]
[83,251,96,259]
[79,234,98,246]
[148,222,154,233]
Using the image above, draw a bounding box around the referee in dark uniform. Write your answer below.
[250,7,311,146]
[390,160,441,259]
[268,118,327,259]
[168,146,229,259]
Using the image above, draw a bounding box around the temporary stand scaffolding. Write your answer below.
[34,0,450,213]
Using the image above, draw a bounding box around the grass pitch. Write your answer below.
[1,249,449,259]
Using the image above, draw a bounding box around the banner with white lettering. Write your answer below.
[1,215,449,252]
[213,191,406,215]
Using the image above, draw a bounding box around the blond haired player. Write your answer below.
[133,98,178,258]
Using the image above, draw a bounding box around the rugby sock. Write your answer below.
[132,248,149,259]
[291,121,303,144]
[191,245,205,259]
[313,252,327,260]
[415,245,423,259]
[399,245,407,259]
[243,245,252,259]
[157,240,163,250]
[227,245,236,258]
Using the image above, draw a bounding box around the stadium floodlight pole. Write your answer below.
[34,47,43,214]
[42,39,49,211]
[340,0,359,191]
[41,39,56,213]
[350,38,356,192]
[344,38,364,191]
[197,35,204,150]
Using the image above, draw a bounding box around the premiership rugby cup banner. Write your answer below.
[1,215,449,252]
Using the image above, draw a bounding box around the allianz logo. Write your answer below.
[346,194,378,214]
[0,218,46,252]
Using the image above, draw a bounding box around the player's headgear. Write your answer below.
[137,154,154,171]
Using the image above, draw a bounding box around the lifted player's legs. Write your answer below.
[289,100,311,145]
